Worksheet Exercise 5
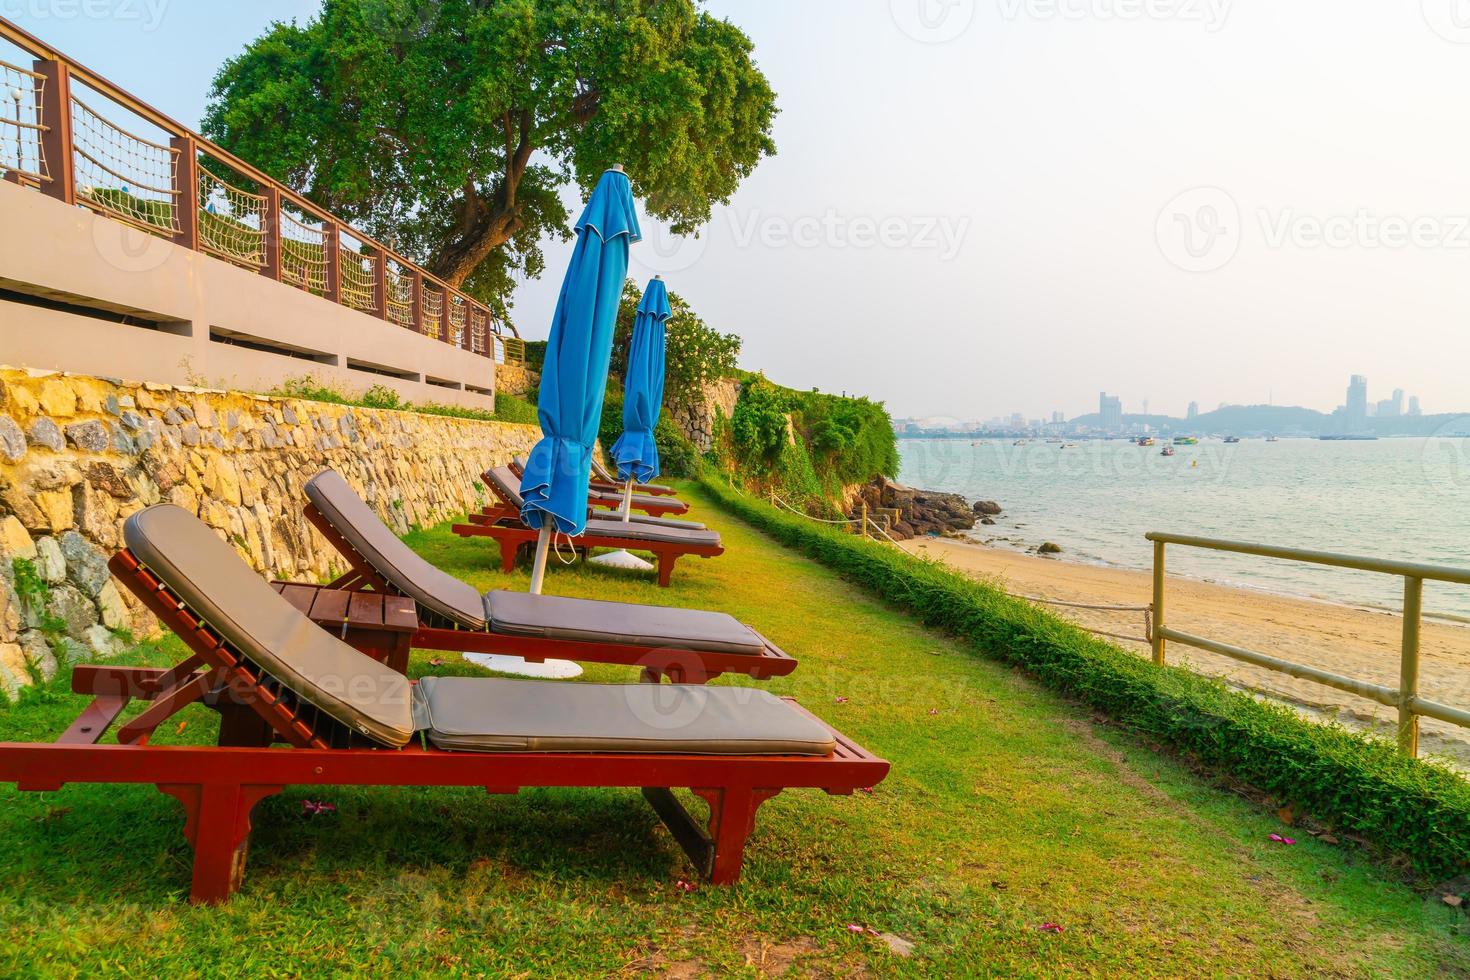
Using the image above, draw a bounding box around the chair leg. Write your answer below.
[692,787,780,884]
[497,538,517,574]
[656,553,678,587]
[158,782,283,904]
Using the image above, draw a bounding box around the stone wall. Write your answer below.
[495,362,539,398]
[0,367,540,702]
[668,377,740,452]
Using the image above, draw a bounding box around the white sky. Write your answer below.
[16,1,1470,419]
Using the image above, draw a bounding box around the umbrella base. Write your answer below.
[463,653,584,679]
[587,549,656,571]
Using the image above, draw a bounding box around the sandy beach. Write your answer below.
[898,536,1470,768]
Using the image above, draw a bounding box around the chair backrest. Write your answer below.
[590,454,615,483]
[304,470,487,630]
[123,504,416,747]
[481,465,525,510]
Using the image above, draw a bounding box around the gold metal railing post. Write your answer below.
[861,500,869,539]
[1399,575,1423,757]
[1151,539,1166,666]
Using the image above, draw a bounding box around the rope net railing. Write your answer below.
[197,161,265,269]
[469,308,490,355]
[384,260,414,328]
[70,93,178,234]
[421,285,444,340]
[338,238,378,314]
[0,58,47,184]
[448,295,468,347]
[280,204,329,296]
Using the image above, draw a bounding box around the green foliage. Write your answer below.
[718,374,897,506]
[522,340,547,371]
[10,559,65,637]
[268,376,537,426]
[698,478,1470,882]
[609,280,740,408]
[203,0,778,318]
[596,391,699,478]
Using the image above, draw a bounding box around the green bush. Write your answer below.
[595,393,699,479]
[269,375,539,426]
[698,477,1470,881]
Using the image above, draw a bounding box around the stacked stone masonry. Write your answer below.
[0,367,540,702]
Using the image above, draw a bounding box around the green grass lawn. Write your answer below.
[0,482,1465,976]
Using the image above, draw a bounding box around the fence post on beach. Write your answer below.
[1150,539,1166,666]
[861,500,868,539]
[1398,576,1423,757]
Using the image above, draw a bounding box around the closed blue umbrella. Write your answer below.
[610,276,671,488]
[519,167,640,593]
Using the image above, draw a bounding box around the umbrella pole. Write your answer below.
[620,478,635,523]
[528,524,552,595]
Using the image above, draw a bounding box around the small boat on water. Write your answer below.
[1160,446,1176,456]
[1137,436,1156,446]
[1173,436,1199,445]
[1223,435,1240,444]
[1266,435,1280,442]
[1012,440,1026,446]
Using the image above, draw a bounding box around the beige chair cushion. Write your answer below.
[588,488,682,511]
[486,591,765,655]
[628,514,705,531]
[584,517,720,547]
[306,470,487,630]
[124,504,415,747]
[415,676,834,755]
[589,455,675,495]
[482,466,525,509]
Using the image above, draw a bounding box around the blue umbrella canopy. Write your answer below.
[610,277,671,484]
[519,169,640,534]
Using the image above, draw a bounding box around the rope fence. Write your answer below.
[70,93,179,234]
[281,206,330,297]
[768,489,1154,645]
[0,57,47,184]
[197,162,265,269]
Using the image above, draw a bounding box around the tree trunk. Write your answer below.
[428,205,520,288]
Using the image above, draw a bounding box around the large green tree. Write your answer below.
[203,0,776,314]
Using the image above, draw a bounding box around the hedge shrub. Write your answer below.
[699,477,1470,881]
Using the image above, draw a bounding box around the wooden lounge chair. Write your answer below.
[590,453,679,497]
[507,456,688,517]
[455,466,724,587]
[0,505,888,904]
[304,470,796,682]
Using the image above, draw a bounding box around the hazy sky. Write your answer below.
[12,1,1470,420]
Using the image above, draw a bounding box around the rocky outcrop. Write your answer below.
[847,476,999,540]
[495,362,539,398]
[668,377,740,452]
[0,367,541,702]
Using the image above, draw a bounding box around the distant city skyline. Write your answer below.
[903,373,1437,432]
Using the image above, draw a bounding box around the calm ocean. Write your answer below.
[897,436,1470,619]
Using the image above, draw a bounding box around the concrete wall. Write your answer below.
[0,367,541,702]
[0,181,497,409]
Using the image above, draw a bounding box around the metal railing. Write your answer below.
[0,16,524,363]
[1147,531,1470,758]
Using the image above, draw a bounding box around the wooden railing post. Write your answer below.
[1151,540,1166,666]
[169,136,199,250]
[409,271,424,333]
[1399,576,1423,757]
[34,58,74,204]
[460,300,474,351]
[372,254,388,320]
[322,220,340,304]
[260,186,281,280]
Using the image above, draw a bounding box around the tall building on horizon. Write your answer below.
[1409,395,1422,416]
[1345,375,1368,426]
[1187,401,1199,420]
[1099,391,1123,430]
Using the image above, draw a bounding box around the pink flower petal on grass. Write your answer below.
[1268,833,1296,845]
[675,879,697,893]
[1039,923,1065,933]
[835,696,849,704]
[301,799,336,816]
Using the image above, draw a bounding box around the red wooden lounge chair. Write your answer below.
[590,453,679,497]
[0,505,888,904]
[456,466,724,587]
[303,470,795,682]
[507,456,689,517]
